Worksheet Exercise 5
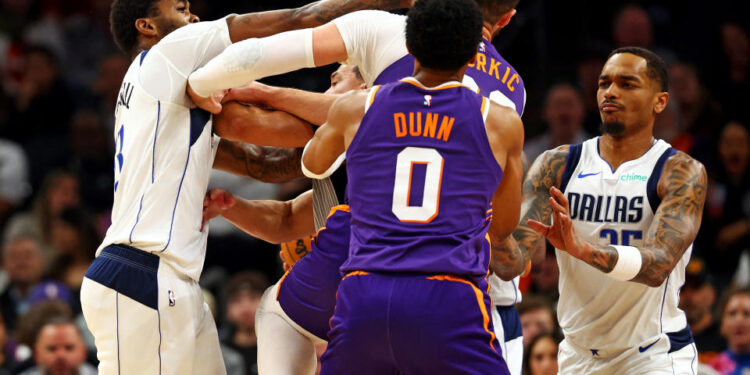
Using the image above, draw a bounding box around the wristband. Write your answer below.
[608,245,642,281]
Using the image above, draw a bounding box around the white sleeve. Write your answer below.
[332,10,408,86]
[138,17,233,105]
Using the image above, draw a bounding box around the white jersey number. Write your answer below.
[392,147,444,223]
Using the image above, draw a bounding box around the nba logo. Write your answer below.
[423,95,432,107]
[168,290,176,306]
[479,42,486,53]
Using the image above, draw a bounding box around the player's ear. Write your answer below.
[135,17,159,38]
[358,83,367,90]
[653,91,669,115]
[495,9,517,30]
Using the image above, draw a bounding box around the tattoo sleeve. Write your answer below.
[576,152,707,287]
[511,147,570,261]
[214,140,303,183]
[297,0,408,24]
[490,236,529,281]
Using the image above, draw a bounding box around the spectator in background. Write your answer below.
[0,314,14,375]
[19,318,95,375]
[668,62,725,163]
[611,4,675,62]
[67,109,113,216]
[222,271,270,375]
[576,49,607,135]
[3,171,80,261]
[524,83,589,164]
[46,208,97,314]
[527,247,560,303]
[2,45,72,189]
[12,300,72,370]
[710,288,750,375]
[523,333,560,375]
[0,138,30,228]
[699,121,750,290]
[203,289,246,375]
[0,236,45,331]
[679,258,725,364]
[517,296,557,350]
[710,22,750,125]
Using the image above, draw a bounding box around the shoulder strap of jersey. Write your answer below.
[560,143,583,193]
[646,147,677,212]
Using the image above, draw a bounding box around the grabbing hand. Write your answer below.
[527,187,588,259]
[222,81,272,106]
[201,188,236,230]
[187,84,226,115]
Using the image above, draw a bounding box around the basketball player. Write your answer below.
[191,2,529,370]
[505,47,706,374]
[301,0,523,372]
[79,0,414,374]
[202,64,364,375]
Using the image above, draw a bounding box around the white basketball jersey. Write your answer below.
[557,137,690,351]
[99,19,232,281]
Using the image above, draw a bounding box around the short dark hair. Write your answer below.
[351,66,363,82]
[474,0,519,25]
[406,0,484,71]
[110,0,161,55]
[608,46,669,92]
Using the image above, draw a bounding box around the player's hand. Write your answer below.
[201,188,236,230]
[527,187,587,259]
[279,250,292,272]
[222,81,272,106]
[187,83,226,115]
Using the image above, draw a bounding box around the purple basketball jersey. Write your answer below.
[374,39,526,116]
[342,78,503,280]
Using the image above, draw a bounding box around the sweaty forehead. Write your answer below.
[601,53,649,80]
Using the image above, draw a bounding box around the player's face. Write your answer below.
[34,325,86,375]
[325,65,366,95]
[597,53,668,137]
[528,336,558,375]
[152,0,199,39]
[722,293,750,350]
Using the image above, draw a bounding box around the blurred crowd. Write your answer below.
[0,1,748,375]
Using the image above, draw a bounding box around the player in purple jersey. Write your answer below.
[202,64,365,375]
[302,0,524,372]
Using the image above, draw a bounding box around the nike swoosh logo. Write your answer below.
[638,339,659,353]
[578,172,601,178]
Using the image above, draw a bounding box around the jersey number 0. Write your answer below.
[392,147,444,223]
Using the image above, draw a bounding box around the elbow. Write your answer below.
[644,272,670,288]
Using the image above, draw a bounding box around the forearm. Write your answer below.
[214,140,303,183]
[221,192,314,244]
[261,86,339,126]
[489,235,530,281]
[214,102,314,147]
[228,0,410,42]
[576,242,678,288]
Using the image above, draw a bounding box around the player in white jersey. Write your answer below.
[505,47,707,374]
[189,3,528,371]
[79,0,415,374]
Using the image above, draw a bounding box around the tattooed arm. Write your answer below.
[490,146,570,280]
[530,151,707,287]
[227,0,412,42]
[213,140,303,183]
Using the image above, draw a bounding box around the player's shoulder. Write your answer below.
[328,89,370,127]
[485,100,523,140]
[659,149,707,195]
[333,9,405,26]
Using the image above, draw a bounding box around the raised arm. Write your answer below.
[490,146,569,279]
[223,82,339,126]
[226,0,411,42]
[204,188,314,244]
[483,103,525,280]
[213,140,303,183]
[530,151,707,287]
[301,90,366,177]
[214,102,314,147]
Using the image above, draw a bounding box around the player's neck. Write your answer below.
[413,70,462,88]
[598,128,655,171]
[481,25,493,41]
